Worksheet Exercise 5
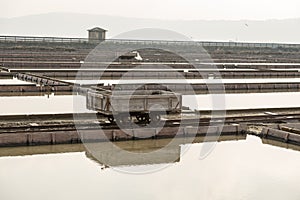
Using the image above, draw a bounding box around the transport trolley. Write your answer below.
[86,88,182,124]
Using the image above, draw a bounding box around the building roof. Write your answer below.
[88,27,107,32]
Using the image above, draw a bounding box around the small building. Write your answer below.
[88,27,107,42]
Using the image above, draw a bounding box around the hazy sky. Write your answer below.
[1,0,300,20]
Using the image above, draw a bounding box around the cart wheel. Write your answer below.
[108,116,114,123]
[136,115,145,122]
[145,114,150,123]
[116,114,130,126]
[150,113,161,124]
[136,115,142,122]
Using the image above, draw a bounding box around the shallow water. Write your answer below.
[0,78,300,114]
[0,135,300,200]
[185,92,300,110]
[0,94,91,115]
[1,92,300,115]
[0,78,32,85]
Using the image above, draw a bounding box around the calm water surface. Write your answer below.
[0,135,300,200]
[0,92,300,114]
[0,94,91,115]
[0,78,32,85]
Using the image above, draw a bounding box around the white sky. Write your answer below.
[1,0,300,20]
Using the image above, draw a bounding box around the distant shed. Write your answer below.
[88,27,107,42]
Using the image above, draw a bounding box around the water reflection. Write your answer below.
[0,135,246,167]
[1,135,300,200]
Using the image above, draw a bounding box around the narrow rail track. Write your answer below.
[1,110,300,134]
[1,109,300,146]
